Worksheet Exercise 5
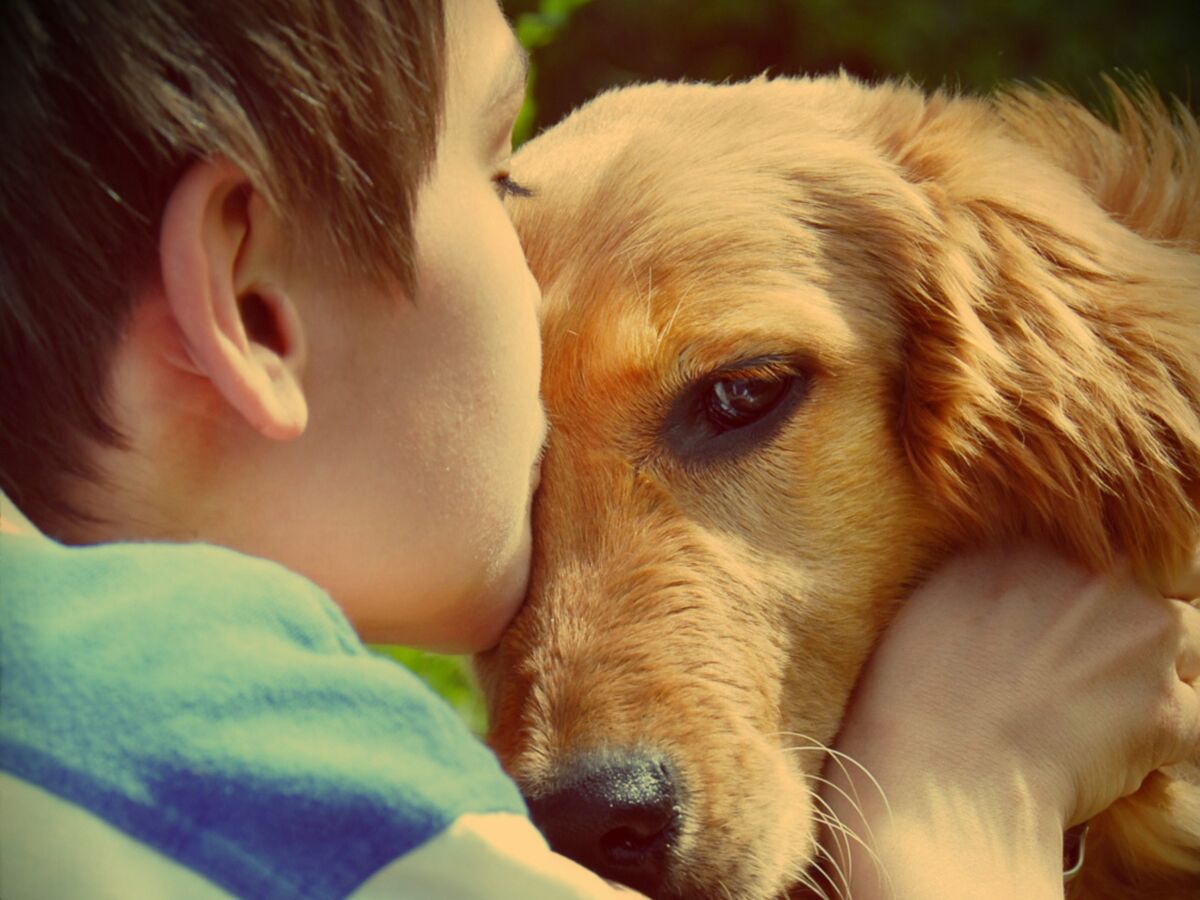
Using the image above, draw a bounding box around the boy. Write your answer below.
[2,0,1196,897]
[0,0,590,894]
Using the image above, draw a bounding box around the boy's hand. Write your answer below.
[820,544,1200,899]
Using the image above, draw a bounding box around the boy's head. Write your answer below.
[1,0,545,651]
[1,0,446,514]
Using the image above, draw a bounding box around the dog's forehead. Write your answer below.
[542,270,856,371]
[511,89,900,427]
[509,81,853,286]
[516,86,910,294]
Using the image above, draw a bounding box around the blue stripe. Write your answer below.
[0,534,525,899]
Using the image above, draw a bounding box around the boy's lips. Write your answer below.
[530,441,546,492]
[530,404,549,492]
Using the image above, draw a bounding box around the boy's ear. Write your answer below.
[159,157,308,440]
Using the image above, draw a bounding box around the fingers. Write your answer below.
[1163,676,1200,769]
[1161,544,1200,599]
[1154,600,1200,770]
[1177,598,1200,684]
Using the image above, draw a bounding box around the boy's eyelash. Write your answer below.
[494,174,534,200]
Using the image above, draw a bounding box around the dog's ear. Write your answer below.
[876,86,1200,575]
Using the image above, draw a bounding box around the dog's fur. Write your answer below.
[476,75,1200,898]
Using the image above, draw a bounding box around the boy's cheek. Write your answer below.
[478,515,536,650]
[406,502,534,654]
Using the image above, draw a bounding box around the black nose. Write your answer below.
[526,749,679,896]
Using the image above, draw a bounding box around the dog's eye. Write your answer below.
[659,357,812,464]
[706,376,790,432]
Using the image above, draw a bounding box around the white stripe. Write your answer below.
[0,773,233,899]
[349,813,645,899]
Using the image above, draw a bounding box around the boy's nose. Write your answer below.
[526,749,680,897]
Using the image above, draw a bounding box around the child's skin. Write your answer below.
[828,547,1199,899]
[68,0,544,651]
[41,0,1200,894]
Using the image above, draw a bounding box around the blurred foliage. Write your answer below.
[511,0,597,144]
[371,645,487,735]
[506,0,1197,142]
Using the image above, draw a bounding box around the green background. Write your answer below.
[506,0,1197,145]
[373,644,488,734]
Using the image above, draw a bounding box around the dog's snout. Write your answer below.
[526,750,679,895]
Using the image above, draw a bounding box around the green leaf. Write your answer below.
[370,645,487,736]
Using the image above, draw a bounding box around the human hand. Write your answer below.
[818,544,1199,899]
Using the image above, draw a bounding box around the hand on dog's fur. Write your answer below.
[822,544,1200,898]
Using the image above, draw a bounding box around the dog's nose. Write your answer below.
[526,749,679,895]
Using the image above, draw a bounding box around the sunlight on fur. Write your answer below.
[477,74,1199,899]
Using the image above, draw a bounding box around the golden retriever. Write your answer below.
[476,74,1200,899]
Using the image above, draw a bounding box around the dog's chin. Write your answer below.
[666,783,819,900]
[727,771,821,900]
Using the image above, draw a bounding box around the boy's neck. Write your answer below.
[1,489,39,537]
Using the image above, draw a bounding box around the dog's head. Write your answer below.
[477,76,1200,898]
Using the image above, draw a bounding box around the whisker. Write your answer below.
[807,855,842,900]
[806,773,894,893]
[810,794,855,885]
[809,812,852,900]
[792,863,832,900]
[770,731,893,822]
[801,772,866,827]
[806,773,886,863]
[762,730,898,898]
[658,293,685,344]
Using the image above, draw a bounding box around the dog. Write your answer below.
[475,74,1200,899]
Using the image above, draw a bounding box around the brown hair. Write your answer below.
[0,0,446,529]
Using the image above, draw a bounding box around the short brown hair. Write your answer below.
[0,0,446,529]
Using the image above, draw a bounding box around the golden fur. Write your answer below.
[476,74,1200,898]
